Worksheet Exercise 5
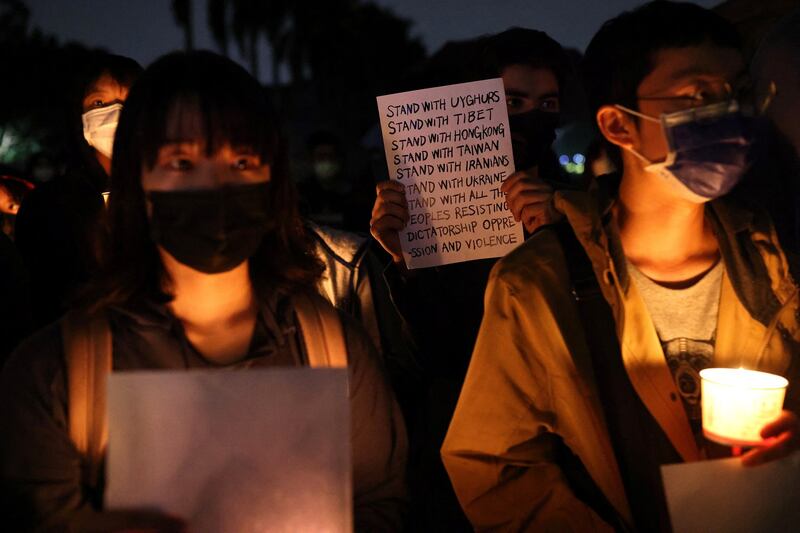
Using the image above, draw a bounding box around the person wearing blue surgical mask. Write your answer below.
[442,3,800,531]
[15,53,142,328]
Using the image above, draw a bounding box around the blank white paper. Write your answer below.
[661,452,800,533]
[106,368,351,533]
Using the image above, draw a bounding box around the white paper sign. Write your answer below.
[661,452,800,532]
[106,369,351,533]
[377,78,523,269]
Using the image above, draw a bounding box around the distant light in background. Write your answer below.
[0,125,42,167]
[0,129,16,158]
[559,153,585,175]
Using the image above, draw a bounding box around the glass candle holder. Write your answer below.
[700,368,788,447]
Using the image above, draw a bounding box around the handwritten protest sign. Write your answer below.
[377,78,523,269]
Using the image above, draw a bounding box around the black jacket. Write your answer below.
[14,168,106,328]
[0,293,407,531]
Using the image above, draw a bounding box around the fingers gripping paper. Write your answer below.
[377,78,523,268]
[106,369,351,533]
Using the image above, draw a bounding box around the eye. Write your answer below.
[91,99,105,108]
[168,158,193,171]
[539,98,560,112]
[506,96,524,110]
[233,156,259,171]
[685,82,730,105]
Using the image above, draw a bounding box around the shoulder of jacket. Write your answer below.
[307,222,370,267]
[2,319,66,386]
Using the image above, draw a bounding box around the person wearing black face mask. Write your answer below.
[508,109,560,170]
[0,51,407,532]
[487,28,574,234]
[147,183,274,274]
[367,28,572,531]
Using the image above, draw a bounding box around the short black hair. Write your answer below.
[401,28,568,92]
[582,1,742,116]
[480,27,570,90]
[80,53,143,97]
[87,50,322,309]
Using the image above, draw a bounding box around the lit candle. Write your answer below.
[700,368,788,447]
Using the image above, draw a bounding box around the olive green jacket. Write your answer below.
[441,188,800,531]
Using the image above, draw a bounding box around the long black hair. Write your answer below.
[87,50,323,309]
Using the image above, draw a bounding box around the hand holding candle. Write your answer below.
[699,367,799,465]
[740,410,800,467]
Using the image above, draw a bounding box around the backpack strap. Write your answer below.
[62,310,112,488]
[293,292,348,368]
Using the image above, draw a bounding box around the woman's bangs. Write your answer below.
[200,92,273,161]
[138,80,274,168]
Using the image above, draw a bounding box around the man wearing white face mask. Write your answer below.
[15,52,141,328]
[442,2,800,531]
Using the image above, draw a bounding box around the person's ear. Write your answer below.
[596,105,638,152]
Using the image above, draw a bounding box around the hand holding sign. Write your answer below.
[370,181,408,263]
[377,78,524,269]
[501,167,561,233]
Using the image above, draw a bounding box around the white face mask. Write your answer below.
[82,103,123,159]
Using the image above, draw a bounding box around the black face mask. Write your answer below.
[148,182,272,274]
[509,109,560,170]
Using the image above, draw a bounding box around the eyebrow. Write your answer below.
[158,140,259,155]
[230,145,258,154]
[536,91,559,100]
[158,140,203,151]
[668,67,714,81]
[83,87,108,98]
[160,138,201,145]
[668,66,746,83]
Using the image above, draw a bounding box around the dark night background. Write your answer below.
[0,0,795,188]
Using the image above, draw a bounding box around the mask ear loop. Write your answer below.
[613,104,662,124]
[612,105,665,166]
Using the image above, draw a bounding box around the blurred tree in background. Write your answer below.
[171,0,194,51]
[0,0,95,171]
[188,0,426,140]
[0,0,426,177]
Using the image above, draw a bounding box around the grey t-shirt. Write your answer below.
[627,259,724,429]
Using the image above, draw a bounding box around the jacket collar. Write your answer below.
[553,183,796,463]
[108,291,291,347]
[553,183,793,327]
